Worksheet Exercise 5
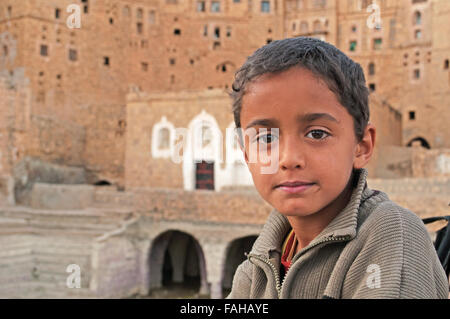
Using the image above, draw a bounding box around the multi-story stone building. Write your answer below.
[0,0,448,190]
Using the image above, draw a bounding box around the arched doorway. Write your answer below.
[222,235,258,297]
[407,137,431,149]
[148,230,208,298]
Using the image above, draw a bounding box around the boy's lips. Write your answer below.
[274,180,315,194]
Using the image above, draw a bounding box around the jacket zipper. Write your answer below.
[247,234,351,298]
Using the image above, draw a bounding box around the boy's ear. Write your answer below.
[353,123,376,169]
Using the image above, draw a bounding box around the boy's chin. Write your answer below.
[275,205,319,218]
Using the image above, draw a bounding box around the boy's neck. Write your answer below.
[287,176,355,253]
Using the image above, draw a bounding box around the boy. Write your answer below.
[227,37,448,299]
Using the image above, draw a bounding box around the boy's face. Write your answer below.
[239,67,372,218]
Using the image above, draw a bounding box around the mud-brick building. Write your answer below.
[0,0,449,192]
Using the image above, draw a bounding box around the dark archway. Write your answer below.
[148,230,208,298]
[407,137,431,149]
[94,180,112,186]
[222,235,258,297]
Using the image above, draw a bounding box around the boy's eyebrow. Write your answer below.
[298,113,340,124]
[245,118,279,130]
[244,113,339,130]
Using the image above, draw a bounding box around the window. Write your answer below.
[415,29,422,39]
[261,1,270,12]
[373,38,382,50]
[203,25,208,36]
[82,0,89,14]
[368,62,375,75]
[211,1,220,12]
[369,83,376,92]
[2,45,8,57]
[197,1,206,12]
[55,8,61,19]
[137,8,143,19]
[158,128,170,150]
[68,48,77,61]
[349,40,357,52]
[409,111,416,120]
[444,59,449,70]
[137,23,143,34]
[141,62,148,71]
[169,58,176,65]
[104,56,110,66]
[351,25,357,32]
[413,69,420,79]
[413,11,421,25]
[214,27,220,39]
[174,28,181,35]
[40,44,48,56]
[226,27,232,37]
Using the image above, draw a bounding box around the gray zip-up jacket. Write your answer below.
[228,169,449,299]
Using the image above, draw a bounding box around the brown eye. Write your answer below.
[306,130,329,140]
[256,133,278,144]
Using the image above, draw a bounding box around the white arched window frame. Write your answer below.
[183,110,223,191]
[151,116,175,159]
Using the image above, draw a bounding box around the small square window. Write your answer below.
[211,1,220,12]
[414,69,421,79]
[40,44,48,56]
[349,41,357,52]
[369,83,376,92]
[409,111,415,120]
[261,1,270,13]
[141,62,148,71]
[415,29,422,39]
[55,8,61,19]
[444,59,449,70]
[174,28,181,35]
[137,23,143,34]
[373,38,382,50]
[68,49,77,61]
[197,1,206,12]
[104,56,110,66]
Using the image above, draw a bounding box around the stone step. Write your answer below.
[0,281,96,298]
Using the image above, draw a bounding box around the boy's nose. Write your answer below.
[278,137,306,170]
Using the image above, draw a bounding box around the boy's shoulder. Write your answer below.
[357,188,429,242]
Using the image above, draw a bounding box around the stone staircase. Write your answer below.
[0,205,134,298]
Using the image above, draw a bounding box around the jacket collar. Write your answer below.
[250,168,373,259]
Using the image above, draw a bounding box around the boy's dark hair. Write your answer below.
[231,37,370,143]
